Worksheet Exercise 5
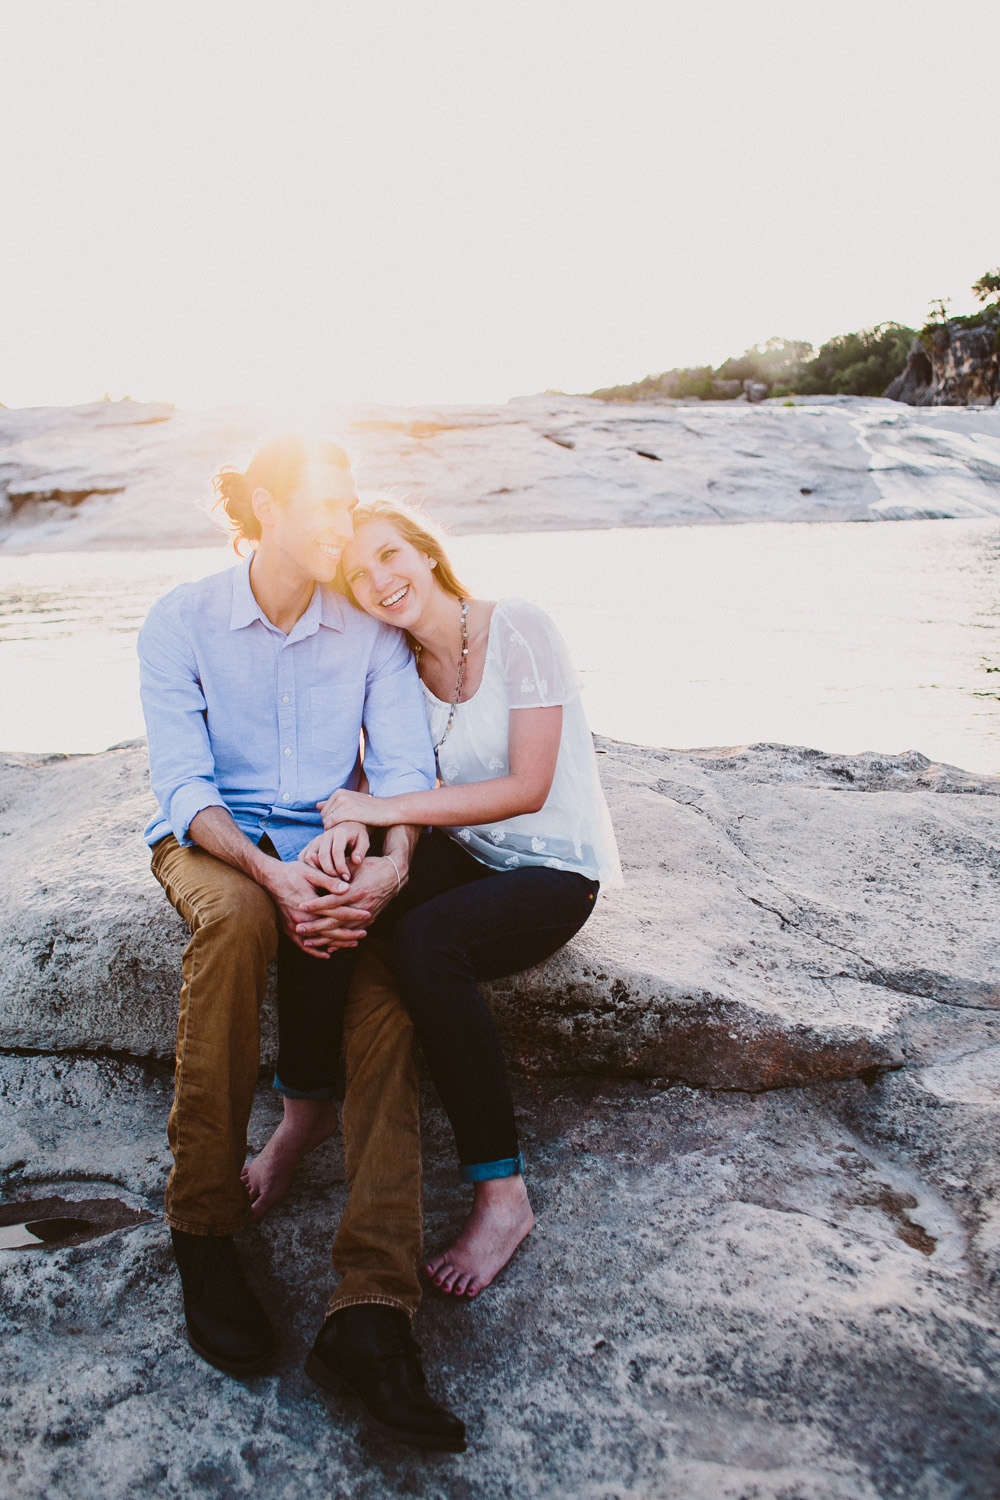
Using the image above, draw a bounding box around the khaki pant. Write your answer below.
[151,835,423,1318]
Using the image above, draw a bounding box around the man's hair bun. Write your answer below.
[212,434,352,547]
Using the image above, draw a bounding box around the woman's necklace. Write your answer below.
[416,598,469,754]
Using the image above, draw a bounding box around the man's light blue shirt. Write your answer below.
[137,556,435,859]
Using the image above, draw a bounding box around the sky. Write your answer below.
[1,0,998,412]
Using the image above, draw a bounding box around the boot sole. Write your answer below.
[304,1353,467,1453]
[186,1328,275,1379]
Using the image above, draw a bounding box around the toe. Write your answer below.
[436,1264,461,1294]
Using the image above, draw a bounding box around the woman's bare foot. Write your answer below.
[425,1175,534,1298]
[242,1097,340,1222]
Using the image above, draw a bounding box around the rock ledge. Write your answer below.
[2,738,997,1092]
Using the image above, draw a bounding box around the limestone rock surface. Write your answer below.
[2,394,1000,554]
[3,1052,1000,1499]
[2,738,998,1093]
[4,739,1000,1497]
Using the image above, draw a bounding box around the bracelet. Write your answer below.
[385,854,403,895]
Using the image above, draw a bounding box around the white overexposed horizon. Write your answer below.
[1,0,998,413]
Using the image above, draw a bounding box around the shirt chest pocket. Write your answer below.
[309,683,362,750]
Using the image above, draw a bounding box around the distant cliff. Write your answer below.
[887,321,1000,407]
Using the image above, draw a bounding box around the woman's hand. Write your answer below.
[299,820,370,880]
[319,787,393,830]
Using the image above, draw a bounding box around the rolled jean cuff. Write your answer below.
[460,1152,523,1183]
[273,1072,337,1102]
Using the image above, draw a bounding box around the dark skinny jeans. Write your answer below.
[267,834,357,1098]
[272,830,599,1177]
[373,830,599,1180]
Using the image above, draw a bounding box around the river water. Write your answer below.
[1,518,998,774]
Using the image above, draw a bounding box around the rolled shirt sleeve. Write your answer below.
[138,597,228,846]
[362,627,436,797]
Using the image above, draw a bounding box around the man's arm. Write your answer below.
[137,600,231,845]
[286,626,432,945]
[360,628,437,798]
[139,601,369,955]
[189,807,372,956]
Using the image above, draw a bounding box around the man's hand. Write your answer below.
[186,806,366,957]
[258,855,372,957]
[299,821,370,881]
[292,854,402,945]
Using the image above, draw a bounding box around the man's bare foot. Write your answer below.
[424,1175,534,1298]
[242,1097,340,1222]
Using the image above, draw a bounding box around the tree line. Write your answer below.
[590,267,1000,403]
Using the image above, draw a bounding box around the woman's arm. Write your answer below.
[320,705,563,829]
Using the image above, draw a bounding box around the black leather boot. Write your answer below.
[171,1229,276,1377]
[306,1304,466,1452]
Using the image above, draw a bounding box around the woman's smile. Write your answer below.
[380,583,410,609]
[341,518,441,627]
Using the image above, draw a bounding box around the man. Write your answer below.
[138,433,465,1452]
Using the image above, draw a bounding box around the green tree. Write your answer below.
[972,269,1000,307]
[716,337,813,389]
[918,266,1000,344]
[794,324,915,398]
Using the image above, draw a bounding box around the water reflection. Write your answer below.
[1,520,997,774]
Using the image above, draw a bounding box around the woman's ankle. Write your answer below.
[472,1173,529,1208]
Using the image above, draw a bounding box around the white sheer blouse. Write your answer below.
[421,598,623,888]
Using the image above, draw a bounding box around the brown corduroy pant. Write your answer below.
[151,834,423,1319]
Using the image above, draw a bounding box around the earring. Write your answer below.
[429,559,437,568]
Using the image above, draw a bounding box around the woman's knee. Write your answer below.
[389,905,468,975]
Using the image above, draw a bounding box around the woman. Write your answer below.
[252,497,622,1298]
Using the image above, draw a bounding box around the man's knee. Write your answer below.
[153,839,279,957]
[176,897,275,1045]
[188,879,279,966]
[345,945,414,1050]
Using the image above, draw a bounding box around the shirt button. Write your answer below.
[284,747,292,756]
[282,793,291,801]
[282,695,290,703]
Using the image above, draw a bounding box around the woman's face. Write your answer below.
[341,519,439,627]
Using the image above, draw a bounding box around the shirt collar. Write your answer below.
[318,586,347,632]
[229,555,263,631]
[229,555,346,635]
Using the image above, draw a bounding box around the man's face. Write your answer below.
[261,460,359,583]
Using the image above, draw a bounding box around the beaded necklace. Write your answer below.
[415,598,469,754]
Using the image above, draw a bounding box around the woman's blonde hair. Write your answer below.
[338,496,471,605]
